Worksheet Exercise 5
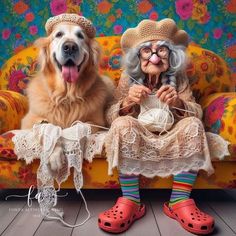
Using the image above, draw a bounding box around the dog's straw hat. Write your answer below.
[121,18,189,52]
[45,13,96,38]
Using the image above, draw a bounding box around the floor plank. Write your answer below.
[0,200,26,235]
[1,200,43,236]
[207,200,236,234]
[151,199,236,236]
[34,200,81,236]
[224,190,236,201]
[126,201,160,236]
[197,201,236,236]
[72,199,126,236]
[0,190,235,236]
[151,200,194,236]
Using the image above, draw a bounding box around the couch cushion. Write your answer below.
[186,45,235,103]
[0,36,235,161]
[0,90,28,133]
[202,92,236,160]
[0,46,39,94]
[0,132,16,160]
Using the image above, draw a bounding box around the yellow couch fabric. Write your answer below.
[0,90,28,133]
[0,36,235,189]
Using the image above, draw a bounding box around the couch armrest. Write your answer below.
[201,92,236,159]
[0,90,28,134]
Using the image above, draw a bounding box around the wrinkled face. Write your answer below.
[50,23,90,83]
[139,41,170,76]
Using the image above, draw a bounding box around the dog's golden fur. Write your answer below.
[21,24,113,131]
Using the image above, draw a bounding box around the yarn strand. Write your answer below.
[127,74,196,115]
[69,74,196,132]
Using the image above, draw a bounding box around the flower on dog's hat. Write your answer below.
[121,18,189,52]
[45,13,96,38]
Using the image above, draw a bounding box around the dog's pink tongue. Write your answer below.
[62,66,79,83]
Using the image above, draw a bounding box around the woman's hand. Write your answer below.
[121,84,151,114]
[124,84,151,106]
[156,85,183,108]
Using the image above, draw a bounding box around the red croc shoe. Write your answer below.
[98,197,146,233]
[163,199,214,235]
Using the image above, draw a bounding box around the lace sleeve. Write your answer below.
[105,72,138,126]
[172,80,203,120]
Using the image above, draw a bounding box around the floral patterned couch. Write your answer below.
[0,36,235,189]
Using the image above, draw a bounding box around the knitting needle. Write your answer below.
[127,74,196,115]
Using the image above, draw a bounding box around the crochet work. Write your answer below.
[45,13,96,37]
[12,123,106,218]
[121,18,188,52]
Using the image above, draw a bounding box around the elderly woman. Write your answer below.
[98,19,226,234]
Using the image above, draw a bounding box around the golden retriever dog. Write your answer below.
[21,14,114,170]
[21,16,113,130]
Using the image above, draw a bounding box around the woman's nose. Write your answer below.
[149,53,160,64]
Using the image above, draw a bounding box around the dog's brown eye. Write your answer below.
[76,32,84,39]
[55,32,63,38]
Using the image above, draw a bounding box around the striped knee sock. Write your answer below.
[119,173,140,205]
[169,171,197,208]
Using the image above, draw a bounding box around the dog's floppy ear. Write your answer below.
[90,39,101,68]
[34,37,51,71]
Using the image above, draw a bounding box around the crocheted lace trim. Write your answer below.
[12,123,106,221]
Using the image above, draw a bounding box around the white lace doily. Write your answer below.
[12,122,105,223]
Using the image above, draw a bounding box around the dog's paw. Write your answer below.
[48,145,65,171]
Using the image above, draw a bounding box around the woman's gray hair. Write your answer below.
[122,40,188,87]
[122,46,145,85]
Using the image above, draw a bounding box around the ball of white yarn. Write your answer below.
[138,108,173,132]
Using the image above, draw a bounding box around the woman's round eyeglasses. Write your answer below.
[138,46,170,60]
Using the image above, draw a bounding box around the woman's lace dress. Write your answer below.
[104,73,230,177]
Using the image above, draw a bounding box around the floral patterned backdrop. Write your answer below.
[0,0,235,80]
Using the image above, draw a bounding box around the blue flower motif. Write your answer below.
[109,54,121,69]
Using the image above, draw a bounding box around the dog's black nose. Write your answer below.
[62,42,79,55]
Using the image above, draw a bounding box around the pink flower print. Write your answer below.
[227,33,233,39]
[204,96,226,133]
[149,11,159,20]
[175,0,193,20]
[29,25,38,35]
[114,25,123,34]
[2,29,11,40]
[9,70,27,93]
[213,28,223,39]
[50,0,67,16]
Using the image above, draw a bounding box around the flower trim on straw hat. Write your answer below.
[45,13,96,38]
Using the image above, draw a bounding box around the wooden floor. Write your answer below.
[0,189,235,236]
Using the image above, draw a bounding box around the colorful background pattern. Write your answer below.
[0,0,236,82]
